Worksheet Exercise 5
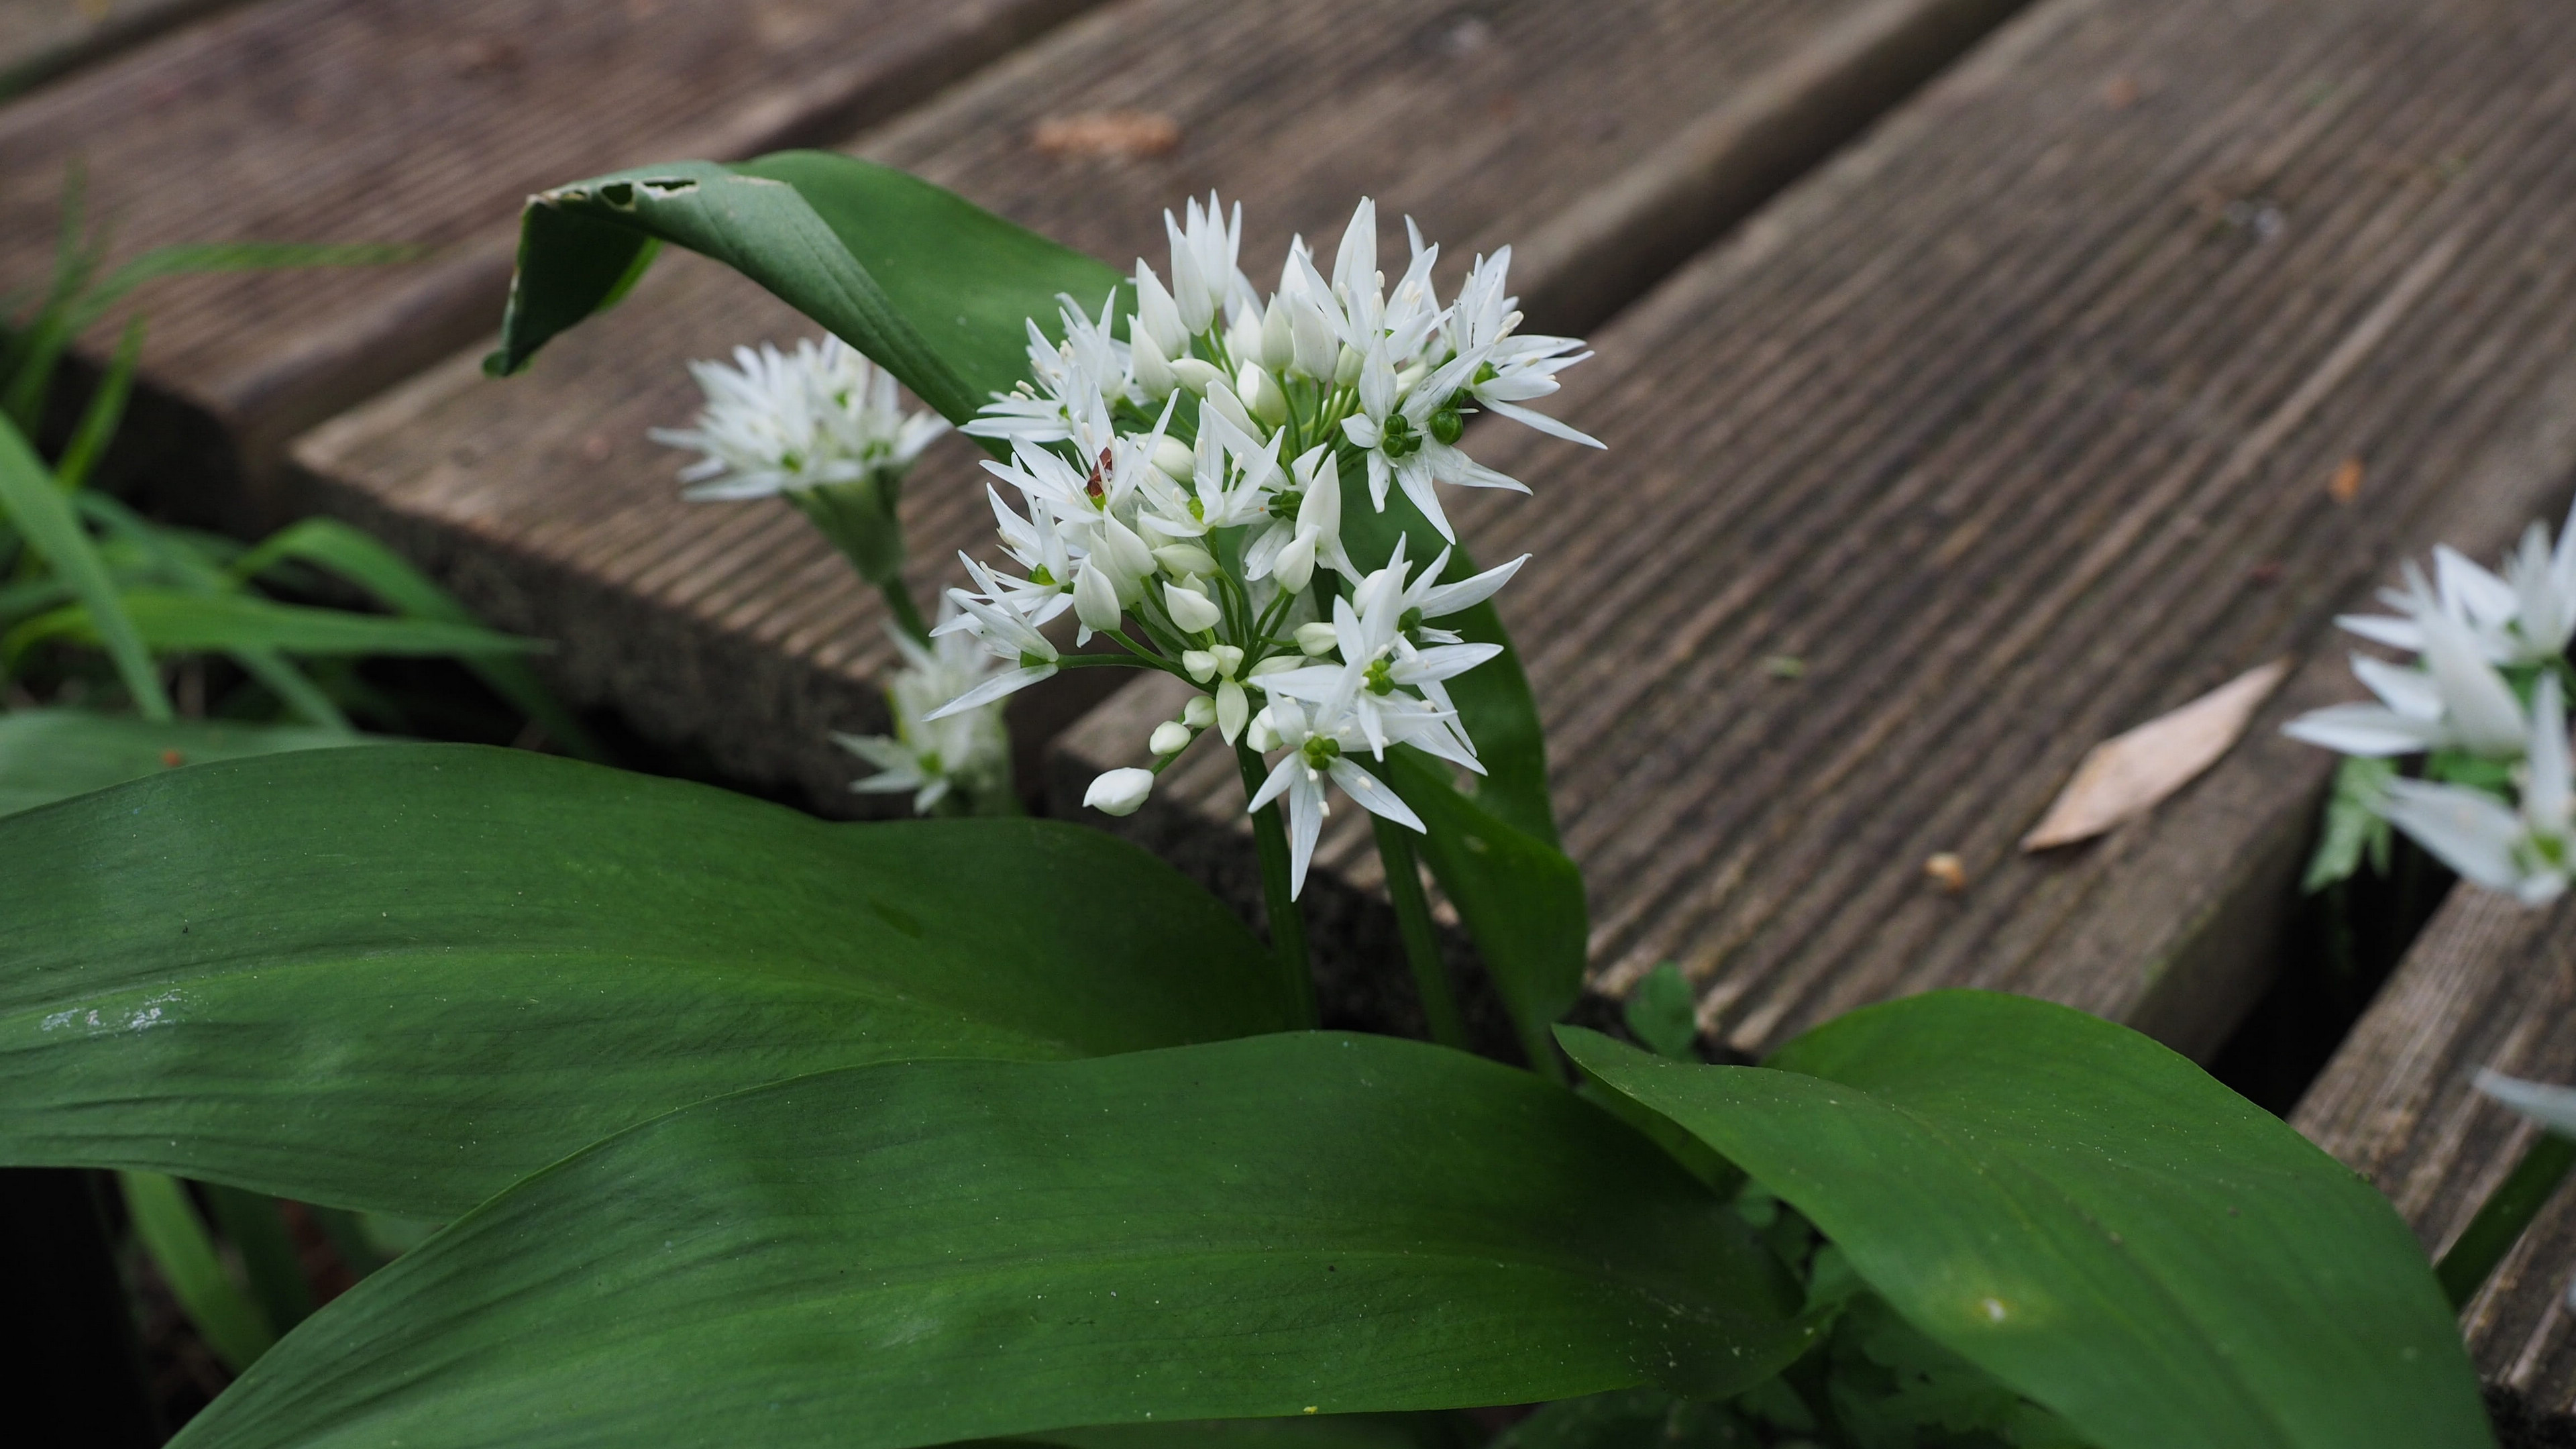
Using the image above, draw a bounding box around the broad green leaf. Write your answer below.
[1489,1389,1751,1449]
[1383,747,1585,1071]
[121,1171,274,1372]
[231,517,602,760]
[175,1036,1811,1448]
[1560,994,2491,1449]
[0,745,1289,1216]
[0,415,168,718]
[1006,1413,1477,1449]
[0,708,365,815]
[4,588,543,662]
[486,152,1124,425]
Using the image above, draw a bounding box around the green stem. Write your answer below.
[2436,1130,2576,1309]
[1236,740,1316,1028]
[878,578,930,647]
[1373,814,1466,1050]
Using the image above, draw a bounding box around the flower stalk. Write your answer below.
[1371,809,1466,1050]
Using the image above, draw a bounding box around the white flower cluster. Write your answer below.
[2286,511,2576,904]
[833,602,1014,816]
[930,195,1597,895]
[651,337,949,502]
[656,337,1012,811]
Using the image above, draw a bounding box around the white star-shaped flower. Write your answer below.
[651,337,947,500]
[2380,674,2574,904]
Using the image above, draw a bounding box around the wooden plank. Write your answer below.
[0,0,1102,505]
[0,0,241,99]
[1054,0,2576,1059]
[289,0,2028,810]
[2294,885,2576,1412]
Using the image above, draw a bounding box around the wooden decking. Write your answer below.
[16,0,2576,1331]
[0,0,1099,509]
[1058,0,2576,1061]
[286,0,2023,806]
[2296,887,2576,1411]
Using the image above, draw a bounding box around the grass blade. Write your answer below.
[0,415,168,718]
[118,1171,274,1373]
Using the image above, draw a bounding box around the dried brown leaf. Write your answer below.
[1031,110,1182,159]
[2021,659,2291,851]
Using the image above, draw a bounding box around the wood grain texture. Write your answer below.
[1058,0,2576,1060]
[0,0,1099,496]
[290,0,2027,812]
[0,0,240,98]
[2295,886,2576,1410]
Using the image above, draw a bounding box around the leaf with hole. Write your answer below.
[486,152,1124,427]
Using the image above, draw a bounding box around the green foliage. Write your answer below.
[228,517,605,759]
[119,1171,275,1373]
[486,153,1124,425]
[2303,755,2396,892]
[1562,994,2490,1449]
[1622,963,1699,1059]
[0,707,370,814]
[484,149,1587,1072]
[170,1036,1810,1449]
[0,745,1289,1216]
[0,412,168,716]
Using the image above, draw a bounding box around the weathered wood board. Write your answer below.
[2296,886,2576,1411]
[0,0,1101,502]
[1055,0,2576,1060]
[0,0,235,99]
[290,0,2028,808]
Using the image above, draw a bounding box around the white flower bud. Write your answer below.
[1169,235,1214,336]
[1166,582,1224,633]
[1150,435,1195,482]
[1272,531,1316,593]
[1132,263,1188,356]
[1085,767,1155,817]
[1296,451,1340,528]
[1183,694,1217,729]
[1183,649,1219,682]
[1153,543,1219,578]
[1201,380,1256,437]
[1130,327,1175,398]
[1170,358,1226,396]
[1150,719,1194,755]
[1236,362,1289,427]
[1395,361,1428,396]
[1227,301,1266,371]
[1295,621,1340,656]
[1334,343,1363,387]
[1217,679,1250,743]
[1099,515,1159,588]
[1248,653,1301,677]
[1246,708,1282,753]
[1210,643,1245,677]
[1289,300,1338,382]
[1073,557,1123,633]
[1260,295,1296,373]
